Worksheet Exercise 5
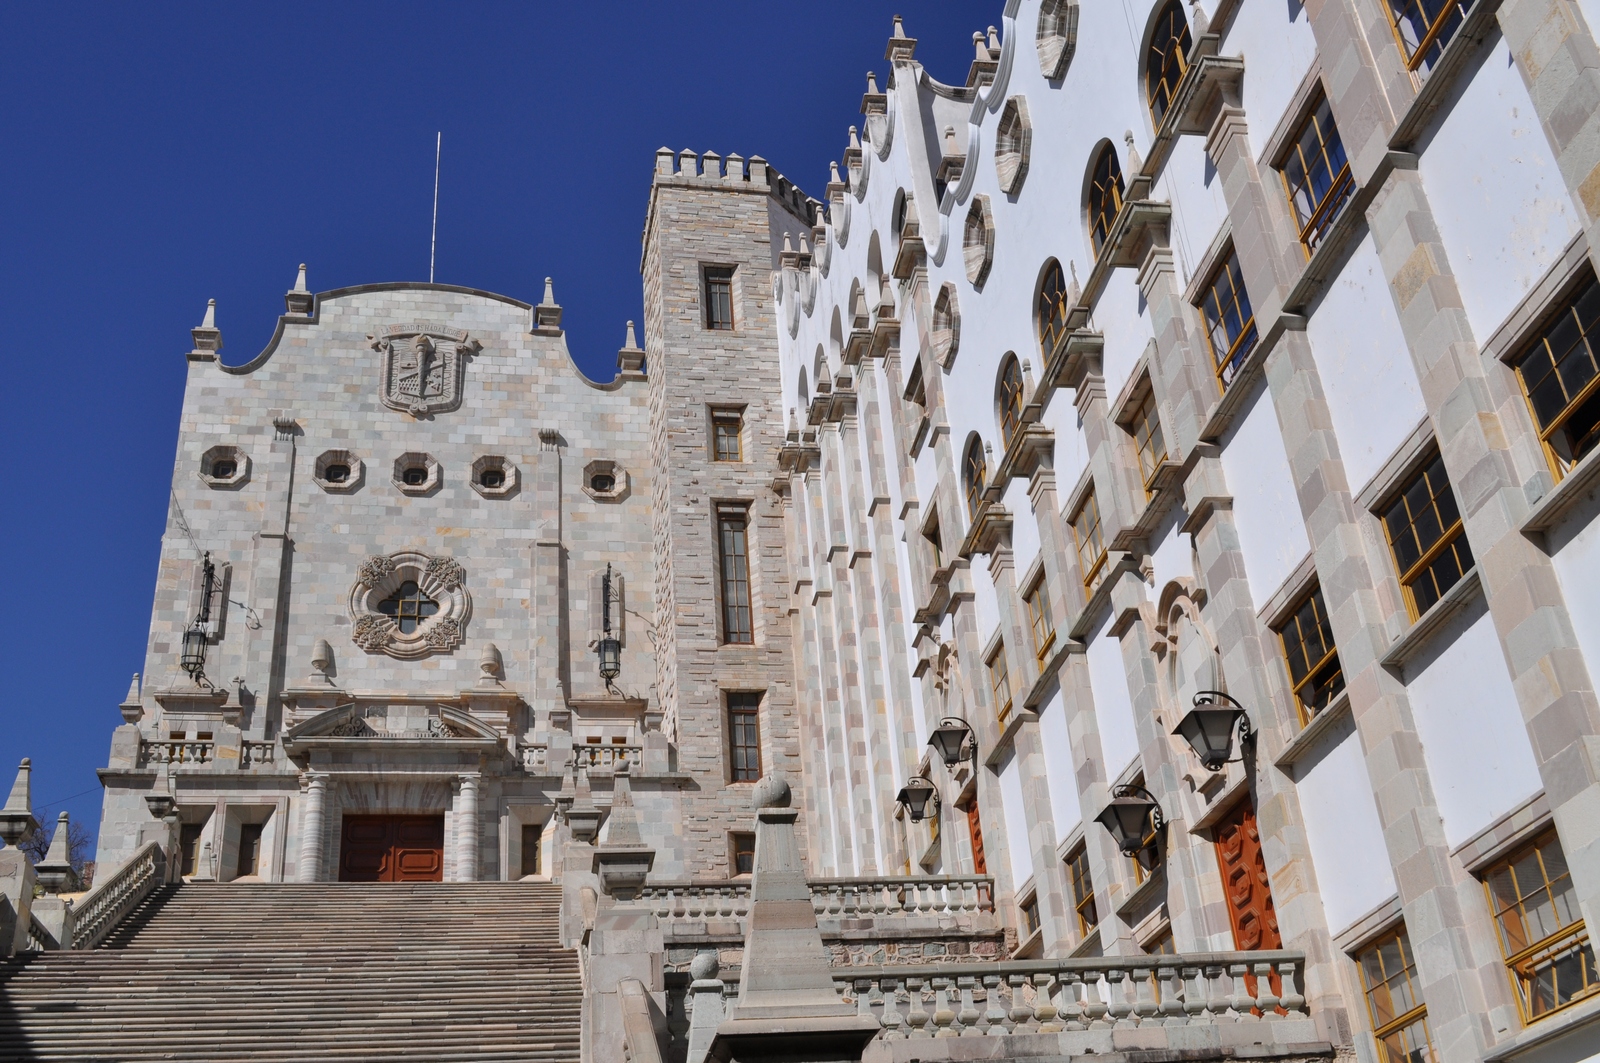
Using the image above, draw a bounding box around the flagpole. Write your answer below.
[430,132,441,283]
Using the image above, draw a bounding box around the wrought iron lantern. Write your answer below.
[1172,690,1254,772]
[927,717,976,768]
[597,563,622,690]
[896,776,940,823]
[180,553,217,685]
[1095,784,1165,859]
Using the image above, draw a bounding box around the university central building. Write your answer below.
[5,1,1600,1062]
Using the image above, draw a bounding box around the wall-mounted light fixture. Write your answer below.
[927,717,976,769]
[1095,784,1164,860]
[597,563,622,691]
[180,553,217,689]
[1172,690,1254,772]
[896,776,940,823]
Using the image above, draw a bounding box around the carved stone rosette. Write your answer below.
[347,551,471,660]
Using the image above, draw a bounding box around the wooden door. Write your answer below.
[966,803,988,875]
[339,815,444,882]
[1213,800,1281,950]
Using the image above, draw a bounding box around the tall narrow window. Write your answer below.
[1130,388,1168,493]
[1486,831,1599,1021]
[1038,259,1071,358]
[1358,927,1436,1062]
[987,643,1013,725]
[1145,1,1192,124]
[727,692,763,782]
[718,508,754,644]
[1512,273,1600,480]
[963,437,988,520]
[924,512,944,570]
[1386,0,1470,76]
[1198,250,1258,392]
[1380,452,1474,618]
[712,407,744,462]
[1071,489,1108,593]
[521,823,543,877]
[237,823,264,879]
[1276,585,1345,726]
[1024,575,1056,665]
[731,831,756,875]
[1067,844,1099,939]
[1020,896,1042,937]
[997,356,1026,446]
[1089,144,1126,253]
[704,266,735,330]
[1281,95,1353,253]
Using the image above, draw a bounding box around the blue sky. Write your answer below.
[0,3,983,837]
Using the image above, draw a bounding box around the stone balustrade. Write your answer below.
[830,951,1307,1039]
[67,840,166,951]
[637,875,994,932]
[241,740,275,767]
[576,744,644,771]
[137,738,213,766]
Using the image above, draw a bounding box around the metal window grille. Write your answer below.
[377,580,439,634]
[1282,96,1354,252]
[728,695,763,782]
[1358,928,1437,1063]
[1380,452,1474,618]
[1486,831,1600,1021]
[1512,274,1600,479]
[1276,585,1345,726]
[1198,251,1258,391]
[1071,490,1108,593]
[718,511,754,644]
[1145,1,1192,124]
[1089,145,1126,253]
[712,409,743,462]
[704,267,735,330]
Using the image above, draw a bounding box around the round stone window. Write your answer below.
[402,466,428,486]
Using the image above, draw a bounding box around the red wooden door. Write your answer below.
[1213,800,1283,1008]
[966,803,987,875]
[339,815,444,882]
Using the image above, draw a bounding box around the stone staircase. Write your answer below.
[0,882,582,1062]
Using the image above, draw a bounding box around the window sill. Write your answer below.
[1380,566,1483,671]
[1388,0,1505,153]
[1484,989,1600,1061]
[1522,445,1600,541]
[1116,865,1167,922]
[1273,688,1353,771]
[1012,925,1045,959]
[1021,637,1080,711]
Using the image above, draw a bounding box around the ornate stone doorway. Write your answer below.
[338,815,445,882]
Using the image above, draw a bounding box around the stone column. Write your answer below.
[297,772,328,883]
[455,773,480,882]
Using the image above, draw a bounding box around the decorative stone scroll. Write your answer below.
[347,551,471,659]
[370,325,481,417]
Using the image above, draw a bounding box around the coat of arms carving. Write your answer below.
[370,325,481,416]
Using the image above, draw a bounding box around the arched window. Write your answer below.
[963,436,988,520]
[1089,144,1126,254]
[1037,259,1070,358]
[1145,1,1191,125]
[997,356,1026,446]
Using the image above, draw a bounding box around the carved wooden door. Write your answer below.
[966,803,987,875]
[1213,799,1282,1007]
[339,815,444,882]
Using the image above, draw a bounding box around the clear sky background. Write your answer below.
[0,3,984,841]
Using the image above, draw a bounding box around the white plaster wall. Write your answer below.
[1306,234,1428,494]
[974,560,1002,653]
[1157,133,1230,286]
[1292,713,1398,933]
[1147,506,1192,596]
[1040,389,1089,493]
[1418,36,1579,343]
[998,749,1035,892]
[1549,486,1600,706]
[1221,0,1320,160]
[1091,268,1154,405]
[1404,603,1545,848]
[1038,685,1084,844]
[1004,477,1042,577]
[1219,381,1311,611]
[1087,618,1142,779]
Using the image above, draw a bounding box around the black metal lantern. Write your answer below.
[180,553,217,683]
[1172,690,1254,772]
[928,717,976,768]
[597,564,622,689]
[1095,784,1165,858]
[896,776,940,823]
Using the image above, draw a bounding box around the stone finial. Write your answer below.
[285,263,313,315]
[189,299,223,358]
[0,759,39,848]
[829,160,843,186]
[1125,130,1144,174]
[701,150,722,179]
[533,277,563,335]
[848,125,862,152]
[798,233,811,257]
[309,639,334,684]
[1068,259,1082,305]
[655,146,676,176]
[865,71,880,96]
[35,811,79,894]
[943,125,959,156]
[120,674,144,724]
[887,14,917,61]
[782,232,794,255]
[477,643,504,687]
[1191,0,1210,36]
[892,14,907,37]
[725,152,745,181]
[988,25,1001,54]
[747,154,769,188]
[617,320,646,377]
[973,30,988,61]
[690,950,720,981]
[752,773,792,810]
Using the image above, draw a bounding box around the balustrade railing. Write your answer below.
[27,914,56,951]
[67,840,166,951]
[635,875,994,928]
[137,739,213,766]
[241,740,275,767]
[831,951,1306,1038]
[576,744,643,771]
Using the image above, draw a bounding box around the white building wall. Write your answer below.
[1292,716,1399,934]
[1087,617,1141,780]
[1220,0,1320,160]
[1551,491,1600,692]
[998,749,1035,893]
[1037,685,1084,845]
[1218,381,1311,611]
